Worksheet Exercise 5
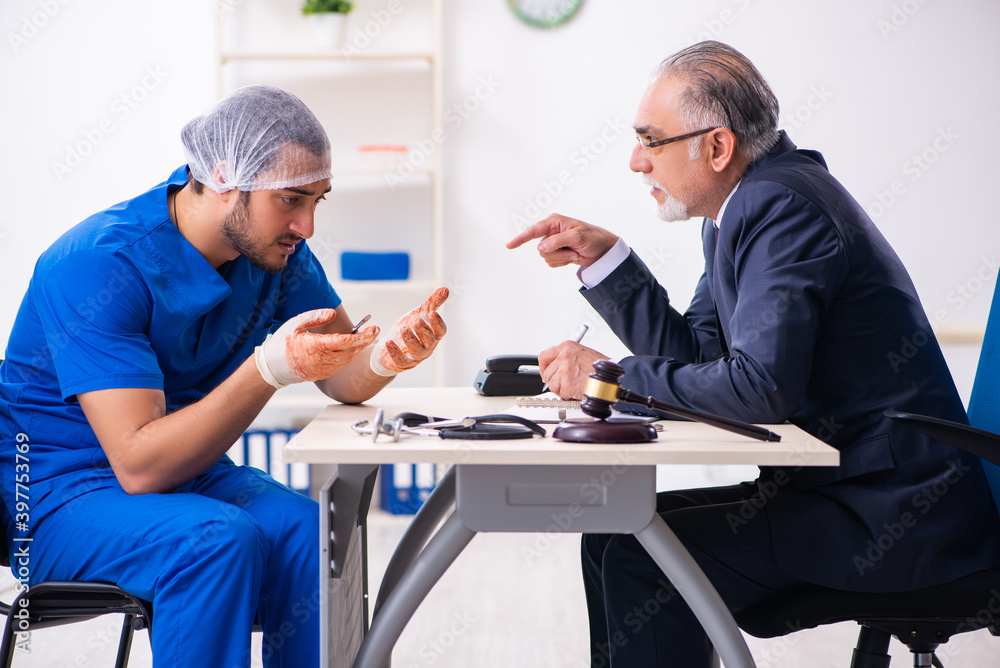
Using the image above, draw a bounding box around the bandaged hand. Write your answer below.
[255,309,379,389]
[370,287,449,377]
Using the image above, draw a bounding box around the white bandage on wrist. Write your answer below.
[255,343,291,389]
[369,347,399,378]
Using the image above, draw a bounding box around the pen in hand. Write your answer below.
[541,325,590,395]
[350,314,372,334]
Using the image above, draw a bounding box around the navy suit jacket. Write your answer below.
[583,131,1000,591]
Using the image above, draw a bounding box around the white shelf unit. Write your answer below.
[216,0,445,387]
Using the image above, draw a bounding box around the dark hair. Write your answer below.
[655,41,780,162]
[187,167,204,195]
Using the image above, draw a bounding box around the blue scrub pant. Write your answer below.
[28,459,319,668]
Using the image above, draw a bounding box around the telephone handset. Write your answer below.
[473,355,546,396]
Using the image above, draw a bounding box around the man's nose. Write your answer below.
[630,142,652,173]
[291,210,315,239]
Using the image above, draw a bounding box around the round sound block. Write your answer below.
[553,421,657,443]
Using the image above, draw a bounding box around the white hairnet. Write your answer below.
[181,84,332,193]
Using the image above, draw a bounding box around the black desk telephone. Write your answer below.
[473,355,546,396]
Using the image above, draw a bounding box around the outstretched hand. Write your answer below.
[506,213,619,268]
[370,287,449,376]
[256,309,380,388]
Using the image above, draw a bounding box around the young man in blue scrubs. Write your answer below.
[0,85,446,667]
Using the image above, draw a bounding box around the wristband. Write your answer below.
[255,345,289,389]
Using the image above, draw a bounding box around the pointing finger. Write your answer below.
[420,287,449,313]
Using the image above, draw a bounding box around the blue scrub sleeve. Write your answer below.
[273,241,341,323]
[33,250,164,400]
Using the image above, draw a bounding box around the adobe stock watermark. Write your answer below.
[404,609,476,666]
[753,619,808,668]
[886,254,998,373]
[593,577,680,668]
[953,587,1000,636]
[340,0,407,59]
[640,243,674,274]
[735,287,801,347]
[726,417,841,535]
[596,261,657,317]
[521,451,640,565]
[257,584,329,662]
[510,117,631,233]
[302,233,343,269]
[866,126,958,222]
[886,328,933,373]
[853,458,971,576]
[7,0,72,53]
[439,273,470,306]
[51,65,170,182]
[778,84,834,133]
[384,74,501,190]
[876,0,931,40]
[932,254,1000,326]
[683,0,755,45]
[18,266,139,385]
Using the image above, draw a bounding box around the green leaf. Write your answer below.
[301,0,354,15]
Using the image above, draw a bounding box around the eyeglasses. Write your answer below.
[636,127,720,156]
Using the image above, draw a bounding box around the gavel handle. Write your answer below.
[617,388,782,442]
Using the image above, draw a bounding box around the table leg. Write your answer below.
[633,513,756,668]
[352,512,476,668]
[320,464,379,668]
[372,466,456,618]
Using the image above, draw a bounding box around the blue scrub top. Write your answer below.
[0,165,341,512]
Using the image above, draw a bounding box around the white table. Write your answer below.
[283,387,839,668]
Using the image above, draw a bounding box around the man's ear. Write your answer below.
[210,161,239,203]
[707,128,738,173]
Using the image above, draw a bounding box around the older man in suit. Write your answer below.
[507,41,1000,666]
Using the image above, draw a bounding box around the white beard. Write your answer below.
[642,175,689,222]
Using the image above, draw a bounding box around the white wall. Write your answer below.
[439,0,1000,400]
[1,0,997,403]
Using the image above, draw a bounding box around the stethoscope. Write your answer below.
[351,409,546,442]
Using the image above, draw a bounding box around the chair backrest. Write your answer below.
[967,273,1000,514]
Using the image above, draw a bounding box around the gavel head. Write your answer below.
[581,360,625,420]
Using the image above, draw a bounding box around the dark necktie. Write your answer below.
[712,223,730,357]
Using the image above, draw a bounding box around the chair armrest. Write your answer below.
[885,409,1000,466]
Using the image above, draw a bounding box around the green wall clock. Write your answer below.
[507,0,585,29]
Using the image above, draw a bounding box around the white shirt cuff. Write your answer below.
[578,237,631,289]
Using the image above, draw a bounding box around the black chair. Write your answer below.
[0,524,153,668]
[735,414,1000,668]
[0,351,154,667]
[734,274,1000,667]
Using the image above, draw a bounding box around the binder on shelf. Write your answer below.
[380,463,440,515]
[341,251,410,281]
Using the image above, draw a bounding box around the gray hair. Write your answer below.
[653,41,780,163]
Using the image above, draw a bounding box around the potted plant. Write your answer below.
[301,0,354,49]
